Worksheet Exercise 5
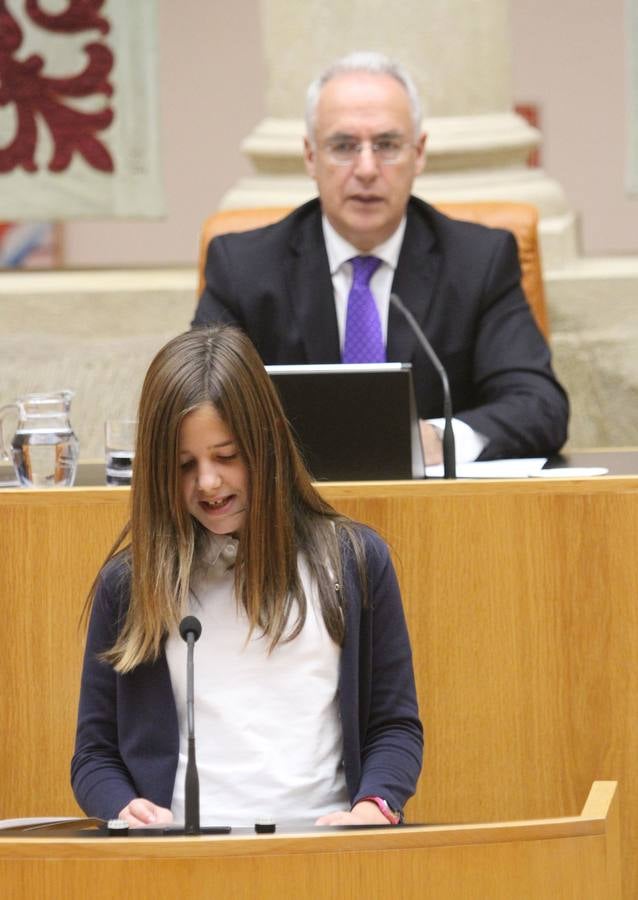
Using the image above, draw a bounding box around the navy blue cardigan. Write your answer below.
[71,527,423,821]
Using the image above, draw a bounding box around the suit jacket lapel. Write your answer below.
[286,207,341,363]
[387,202,440,363]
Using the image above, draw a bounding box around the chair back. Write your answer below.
[198,201,549,338]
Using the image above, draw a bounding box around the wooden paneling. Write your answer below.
[0,489,129,816]
[0,479,636,894]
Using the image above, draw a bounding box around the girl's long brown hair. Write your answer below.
[95,326,365,672]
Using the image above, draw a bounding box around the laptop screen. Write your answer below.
[266,363,425,481]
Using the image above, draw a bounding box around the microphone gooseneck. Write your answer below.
[179,615,202,835]
[389,293,456,479]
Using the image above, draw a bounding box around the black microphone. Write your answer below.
[389,293,456,478]
[179,615,202,835]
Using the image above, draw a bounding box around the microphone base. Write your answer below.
[102,825,231,837]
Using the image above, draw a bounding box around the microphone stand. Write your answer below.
[179,616,202,835]
[390,294,456,478]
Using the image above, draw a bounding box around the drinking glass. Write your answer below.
[105,420,136,486]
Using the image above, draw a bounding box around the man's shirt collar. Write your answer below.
[322,215,407,274]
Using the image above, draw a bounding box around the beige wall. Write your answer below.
[61,0,637,265]
[510,0,638,256]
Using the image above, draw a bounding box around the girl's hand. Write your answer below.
[315,800,390,826]
[117,798,174,828]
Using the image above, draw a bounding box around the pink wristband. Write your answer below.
[358,795,401,825]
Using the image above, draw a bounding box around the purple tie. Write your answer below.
[342,256,385,363]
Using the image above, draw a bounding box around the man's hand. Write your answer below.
[419,420,443,466]
[315,800,390,826]
[117,798,174,828]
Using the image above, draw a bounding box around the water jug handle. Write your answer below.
[0,402,19,467]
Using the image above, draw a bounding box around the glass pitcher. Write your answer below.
[0,391,80,488]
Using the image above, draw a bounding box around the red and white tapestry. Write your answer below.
[0,0,163,218]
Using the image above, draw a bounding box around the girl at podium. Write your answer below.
[71,326,422,829]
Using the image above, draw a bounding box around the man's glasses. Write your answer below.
[322,137,413,165]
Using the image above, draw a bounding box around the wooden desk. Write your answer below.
[1,478,637,895]
[0,782,621,900]
[3,446,638,486]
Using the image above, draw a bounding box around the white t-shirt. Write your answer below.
[165,535,348,826]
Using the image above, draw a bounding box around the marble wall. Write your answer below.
[1,267,636,462]
[0,273,195,462]
[548,264,638,447]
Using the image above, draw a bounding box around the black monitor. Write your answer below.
[266,363,425,481]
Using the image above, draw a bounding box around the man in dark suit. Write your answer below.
[193,52,568,464]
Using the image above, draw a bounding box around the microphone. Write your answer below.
[179,615,202,835]
[389,293,456,478]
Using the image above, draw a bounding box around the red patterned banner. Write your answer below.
[0,0,162,218]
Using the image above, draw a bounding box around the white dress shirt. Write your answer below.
[321,216,487,463]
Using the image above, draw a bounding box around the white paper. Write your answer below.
[426,459,611,479]
[426,458,548,478]
[529,466,609,478]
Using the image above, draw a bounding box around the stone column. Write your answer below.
[221,0,575,267]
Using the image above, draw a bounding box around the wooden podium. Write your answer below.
[0,782,621,900]
[1,477,637,895]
